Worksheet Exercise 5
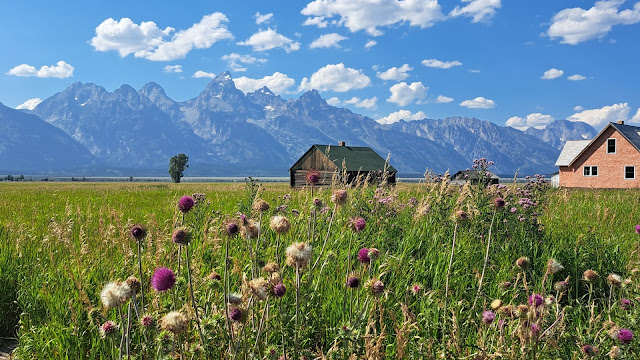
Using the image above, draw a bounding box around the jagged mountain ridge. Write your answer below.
[18,72,594,175]
[524,120,597,150]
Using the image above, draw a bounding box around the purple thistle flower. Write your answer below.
[141,315,155,328]
[100,320,118,338]
[273,283,286,298]
[581,345,598,356]
[528,294,544,307]
[618,328,633,344]
[347,276,360,289]
[130,224,146,240]
[531,323,540,336]
[178,196,195,213]
[493,197,505,209]
[306,169,320,185]
[635,224,640,234]
[151,267,176,292]
[482,310,496,324]
[226,222,239,236]
[620,298,632,310]
[357,248,370,264]
[171,228,190,245]
[229,308,243,322]
[353,217,366,232]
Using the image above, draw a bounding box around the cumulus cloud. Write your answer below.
[303,16,328,28]
[193,70,216,79]
[568,74,586,81]
[221,53,267,72]
[16,98,43,110]
[376,110,427,124]
[326,97,341,106]
[233,72,295,94]
[163,65,182,73]
[574,105,585,111]
[449,0,502,23]
[365,40,377,48]
[301,0,444,36]
[345,96,377,109]
[547,0,640,45]
[387,82,427,106]
[91,13,233,61]
[632,108,640,123]
[568,102,631,128]
[541,68,564,79]
[376,64,413,81]
[255,12,273,24]
[8,61,74,78]
[435,95,454,103]
[460,96,496,109]
[298,63,371,92]
[422,58,463,69]
[506,113,555,130]
[309,33,348,48]
[238,28,300,52]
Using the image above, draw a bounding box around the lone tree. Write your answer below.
[169,154,189,183]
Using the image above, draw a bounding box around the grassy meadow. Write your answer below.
[0,176,639,359]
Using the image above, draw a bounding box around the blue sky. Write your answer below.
[2,0,640,130]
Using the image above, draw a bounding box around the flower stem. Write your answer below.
[137,239,145,310]
[471,209,497,313]
[224,236,233,352]
[295,263,301,360]
[186,243,205,348]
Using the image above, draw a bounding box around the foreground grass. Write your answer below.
[0,180,638,359]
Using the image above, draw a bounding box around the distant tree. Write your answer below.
[18,175,24,181]
[169,154,189,183]
[6,175,13,181]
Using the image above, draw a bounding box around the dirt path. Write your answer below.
[0,341,16,360]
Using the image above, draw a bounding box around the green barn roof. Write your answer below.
[290,144,397,173]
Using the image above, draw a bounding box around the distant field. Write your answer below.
[0,181,638,359]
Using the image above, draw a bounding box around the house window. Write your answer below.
[625,166,635,179]
[607,138,616,154]
[583,166,598,176]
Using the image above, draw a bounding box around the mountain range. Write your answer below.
[0,72,599,176]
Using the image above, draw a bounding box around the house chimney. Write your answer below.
[339,141,345,146]
[618,120,625,125]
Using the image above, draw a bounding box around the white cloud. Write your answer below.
[326,97,341,106]
[376,110,427,125]
[460,96,496,109]
[506,113,555,130]
[568,74,586,81]
[193,70,216,79]
[303,16,328,28]
[91,13,233,61]
[468,69,481,73]
[376,64,413,81]
[449,0,502,23]
[301,0,444,36]
[387,82,427,106]
[422,58,463,69]
[345,96,377,109]
[233,72,295,95]
[574,105,585,111]
[16,98,43,110]
[547,0,640,45]
[541,68,564,79]
[365,40,377,48]
[221,53,267,72]
[238,28,300,52]
[632,108,640,123]
[255,12,273,25]
[8,61,74,78]
[309,33,348,49]
[568,102,631,128]
[298,63,371,92]
[163,65,182,73]
[435,95,454,103]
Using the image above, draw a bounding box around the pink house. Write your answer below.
[555,121,640,188]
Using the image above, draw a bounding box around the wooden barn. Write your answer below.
[451,169,499,185]
[289,142,397,187]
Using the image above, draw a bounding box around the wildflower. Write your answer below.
[609,346,621,359]
[482,311,496,324]
[273,282,286,298]
[229,307,243,322]
[242,220,260,239]
[410,284,421,295]
[635,224,640,234]
[498,305,516,317]
[620,298,631,310]
[270,215,291,234]
[357,248,371,264]
[331,190,348,205]
[368,248,380,261]
[499,281,512,289]
[306,169,320,185]
[151,267,176,292]
[528,294,544,307]
[531,323,540,336]
[517,304,530,316]
[617,328,633,344]
[227,293,243,305]
[208,271,221,281]
[160,311,188,335]
[546,259,564,274]
[493,197,505,208]
[129,224,146,240]
[100,320,119,338]
[347,276,360,289]
[141,315,155,328]
[455,210,468,221]
[352,217,366,232]
[249,278,270,301]
[269,272,281,285]
[490,299,503,310]
[583,269,598,282]
[581,345,598,356]
[371,279,385,296]
[178,196,195,213]
[607,274,623,287]
[171,228,190,245]
[554,280,569,293]
[253,199,270,213]
[100,281,131,309]
[416,203,431,216]
[263,262,280,274]
[125,276,141,293]
[515,257,529,269]
[510,207,517,213]
[312,198,323,208]
[285,242,312,268]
